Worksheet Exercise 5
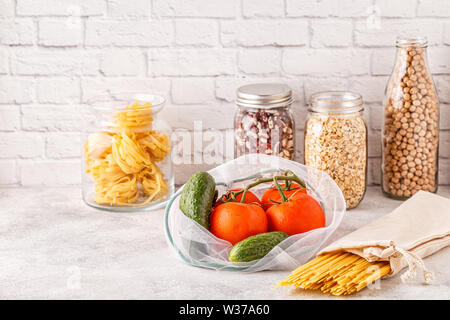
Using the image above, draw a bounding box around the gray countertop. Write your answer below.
[1,186,449,300]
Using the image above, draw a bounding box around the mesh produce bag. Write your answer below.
[164,154,346,272]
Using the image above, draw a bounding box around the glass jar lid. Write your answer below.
[309,91,363,114]
[236,83,293,109]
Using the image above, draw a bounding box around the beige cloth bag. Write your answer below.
[319,191,450,284]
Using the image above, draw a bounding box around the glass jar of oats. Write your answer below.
[304,91,367,209]
[382,36,439,199]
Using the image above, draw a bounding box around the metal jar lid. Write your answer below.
[236,83,293,109]
[309,91,363,114]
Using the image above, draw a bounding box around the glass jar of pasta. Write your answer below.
[304,91,367,209]
[382,36,439,199]
[234,83,295,160]
[82,93,174,212]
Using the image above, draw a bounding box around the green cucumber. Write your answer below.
[179,172,216,230]
[229,232,290,263]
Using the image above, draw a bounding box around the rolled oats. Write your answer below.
[305,115,367,209]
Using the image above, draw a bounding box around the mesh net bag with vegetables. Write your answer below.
[164,154,346,272]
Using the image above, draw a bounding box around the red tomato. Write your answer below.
[266,194,325,235]
[210,202,268,245]
[261,183,307,211]
[215,189,261,207]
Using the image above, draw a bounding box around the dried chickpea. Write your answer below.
[382,37,439,199]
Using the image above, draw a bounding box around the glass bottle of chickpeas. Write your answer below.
[382,36,440,199]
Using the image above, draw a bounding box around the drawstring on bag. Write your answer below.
[394,246,435,284]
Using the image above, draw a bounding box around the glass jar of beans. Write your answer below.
[382,36,439,199]
[234,83,295,160]
[304,91,367,209]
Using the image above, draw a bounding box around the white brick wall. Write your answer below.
[0,0,449,186]
[39,19,83,46]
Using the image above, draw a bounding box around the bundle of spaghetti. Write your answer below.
[84,100,170,206]
[275,252,391,295]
